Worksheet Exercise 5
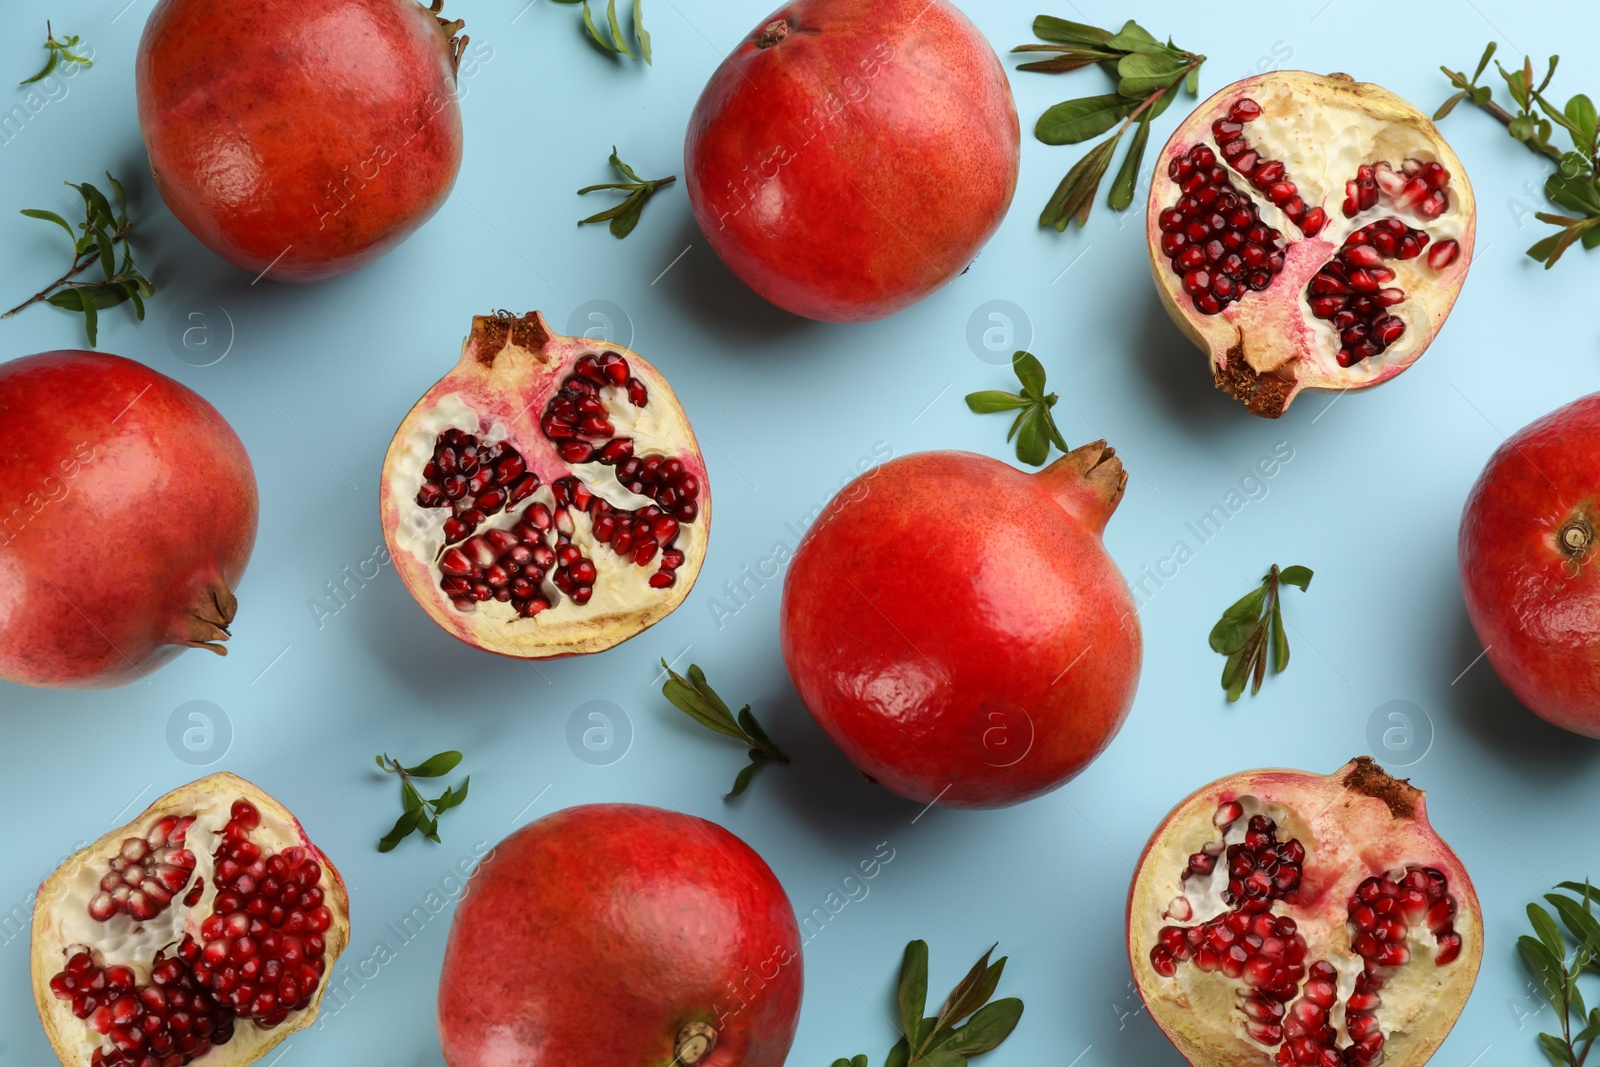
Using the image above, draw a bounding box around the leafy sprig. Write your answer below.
[578,148,676,239]
[660,661,789,797]
[21,22,92,86]
[551,0,651,64]
[375,751,471,851]
[832,941,1024,1067]
[1438,43,1600,266]
[1520,881,1600,1067]
[1209,565,1313,702]
[1016,17,1206,230]
[965,351,1069,466]
[4,174,155,347]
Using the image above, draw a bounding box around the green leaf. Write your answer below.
[378,808,422,852]
[1538,1032,1575,1067]
[1521,935,1570,1012]
[1270,602,1289,673]
[1434,91,1467,121]
[897,941,929,1043]
[1035,93,1138,145]
[1014,408,1049,466]
[728,759,761,798]
[1108,116,1151,211]
[20,208,75,240]
[1548,892,1600,954]
[1041,134,1120,230]
[1278,565,1314,591]
[937,947,999,1030]
[608,196,648,238]
[402,780,425,813]
[404,751,463,778]
[885,1041,910,1067]
[76,182,116,235]
[605,0,634,58]
[1530,902,1568,960]
[1566,94,1597,152]
[1117,51,1189,98]
[633,0,651,64]
[94,232,116,282]
[106,173,127,220]
[1578,1010,1600,1043]
[1185,66,1199,96]
[965,390,1028,414]
[1014,49,1109,76]
[1106,20,1163,54]
[1030,16,1111,47]
[1210,586,1268,653]
[433,776,471,812]
[1474,41,1499,82]
[1224,649,1253,702]
[943,998,1024,1056]
[1558,882,1600,907]
[580,1,617,53]
[1546,173,1600,216]
[1012,351,1047,396]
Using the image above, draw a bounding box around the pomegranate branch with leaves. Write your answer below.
[1015,16,1206,229]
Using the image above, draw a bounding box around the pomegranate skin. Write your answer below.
[781,446,1142,808]
[1460,393,1600,737]
[0,352,257,689]
[685,0,1019,322]
[136,0,464,282]
[438,804,802,1067]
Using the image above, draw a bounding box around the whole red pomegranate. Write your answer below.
[780,443,1141,808]
[685,0,1019,322]
[136,0,466,282]
[32,773,350,1067]
[380,311,710,658]
[0,352,257,689]
[438,804,802,1066]
[1149,72,1474,417]
[1129,758,1481,1067]
[1461,393,1600,737]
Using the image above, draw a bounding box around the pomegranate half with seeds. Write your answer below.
[32,773,349,1067]
[438,803,803,1066]
[1129,758,1481,1067]
[1460,393,1600,737]
[781,443,1141,808]
[380,312,710,658]
[1148,72,1474,418]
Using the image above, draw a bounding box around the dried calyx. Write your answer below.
[32,774,349,1067]
[1129,758,1481,1067]
[381,312,710,659]
[1148,72,1474,418]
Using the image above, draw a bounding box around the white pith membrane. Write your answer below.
[31,774,349,1067]
[381,312,710,659]
[1128,760,1482,1067]
[1147,72,1475,418]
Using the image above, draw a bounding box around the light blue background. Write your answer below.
[2,1,1597,1064]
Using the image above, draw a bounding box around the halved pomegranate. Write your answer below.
[32,773,349,1067]
[380,312,710,658]
[1148,72,1474,418]
[1129,758,1481,1067]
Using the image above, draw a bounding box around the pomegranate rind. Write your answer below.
[1127,758,1481,1067]
[1147,71,1475,418]
[437,803,803,1067]
[31,772,351,1067]
[1460,392,1600,737]
[380,312,711,659]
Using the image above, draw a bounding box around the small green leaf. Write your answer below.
[605,0,634,59]
[1530,902,1569,960]
[1012,351,1047,396]
[1117,51,1189,98]
[897,941,930,1042]
[1014,408,1049,466]
[1030,15,1112,47]
[1537,1032,1575,1067]
[404,751,464,778]
[1108,115,1151,211]
[943,998,1024,1056]
[580,1,616,53]
[1566,94,1597,151]
[1035,93,1138,145]
[608,195,648,238]
[378,808,423,852]
[1210,586,1268,653]
[1474,41,1499,82]
[937,947,999,1030]
[1279,565,1314,591]
[633,0,651,64]
[1040,133,1120,230]
[1546,173,1600,216]
[965,390,1028,414]
[727,759,761,798]
[433,777,471,812]
[1014,49,1108,76]
[1548,892,1600,954]
[1434,91,1467,121]
[1185,66,1199,96]
[21,49,59,86]
[106,173,126,218]
[402,780,425,813]
[1106,20,1163,54]
[1269,602,1289,673]
[20,208,75,240]
[77,182,116,235]
[1521,935,1570,1013]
